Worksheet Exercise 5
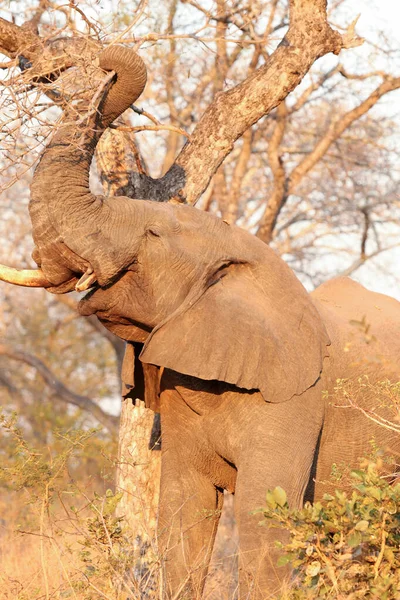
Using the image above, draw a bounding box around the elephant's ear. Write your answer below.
[122,342,160,411]
[140,262,330,403]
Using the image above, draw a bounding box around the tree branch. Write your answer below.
[224,128,253,223]
[0,16,39,59]
[337,244,400,278]
[0,344,119,434]
[288,76,400,190]
[256,74,400,243]
[0,0,363,211]
[0,16,99,80]
[256,101,288,243]
[164,0,362,205]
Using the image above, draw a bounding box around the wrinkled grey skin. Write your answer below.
[27,47,400,598]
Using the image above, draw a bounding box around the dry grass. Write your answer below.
[0,489,242,600]
[0,417,244,600]
[0,493,155,599]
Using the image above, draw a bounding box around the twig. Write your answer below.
[68,0,101,39]
[110,123,191,140]
[131,105,161,125]
[373,513,388,580]
[0,59,17,69]
[110,0,148,45]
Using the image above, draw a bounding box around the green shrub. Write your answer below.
[261,459,400,599]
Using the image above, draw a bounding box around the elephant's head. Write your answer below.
[0,45,330,404]
[76,205,331,403]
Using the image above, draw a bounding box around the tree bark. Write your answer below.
[159,0,361,206]
[96,128,161,551]
[116,399,160,546]
[1,1,362,209]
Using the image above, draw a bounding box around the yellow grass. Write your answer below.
[0,492,243,600]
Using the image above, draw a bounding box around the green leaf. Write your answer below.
[348,531,362,547]
[355,520,369,531]
[366,486,381,501]
[306,561,321,577]
[322,493,335,501]
[277,554,292,567]
[306,544,314,556]
[265,491,277,509]
[323,520,340,533]
[272,486,287,507]
[351,470,365,481]
[384,547,395,564]
[386,500,397,514]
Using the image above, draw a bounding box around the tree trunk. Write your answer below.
[96,127,161,556]
[116,398,161,546]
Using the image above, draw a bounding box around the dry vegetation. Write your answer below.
[0,0,400,598]
[0,413,239,599]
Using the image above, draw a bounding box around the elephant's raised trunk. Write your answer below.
[29,45,147,288]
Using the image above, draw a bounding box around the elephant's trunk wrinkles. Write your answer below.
[29,45,147,288]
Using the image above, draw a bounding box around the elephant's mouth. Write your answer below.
[98,316,151,343]
[78,283,100,308]
[78,279,152,343]
[77,268,137,317]
[78,285,114,318]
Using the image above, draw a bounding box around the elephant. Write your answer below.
[1,45,400,598]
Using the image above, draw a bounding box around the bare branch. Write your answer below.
[0,344,119,433]
[111,123,191,140]
[256,74,400,242]
[0,16,39,59]
[338,244,400,278]
[289,76,400,190]
[167,0,363,205]
[224,128,253,223]
[256,102,288,242]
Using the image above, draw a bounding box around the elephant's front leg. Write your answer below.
[158,389,224,599]
[158,464,223,598]
[234,393,323,599]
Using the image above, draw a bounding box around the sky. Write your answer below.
[359,0,400,39]
[333,0,400,300]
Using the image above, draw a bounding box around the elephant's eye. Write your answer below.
[207,260,246,287]
[147,227,161,238]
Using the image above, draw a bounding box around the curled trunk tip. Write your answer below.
[98,45,148,129]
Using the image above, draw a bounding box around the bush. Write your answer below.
[261,458,400,599]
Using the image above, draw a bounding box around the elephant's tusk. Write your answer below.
[75,269,97,292]
[0,264,52,288]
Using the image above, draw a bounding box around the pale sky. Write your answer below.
[333,1,400,300]
[359,0,400,38]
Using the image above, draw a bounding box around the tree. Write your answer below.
[0,0,399,573]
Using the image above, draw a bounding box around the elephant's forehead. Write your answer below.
[138,198,271,260]
[137,200,204,230]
